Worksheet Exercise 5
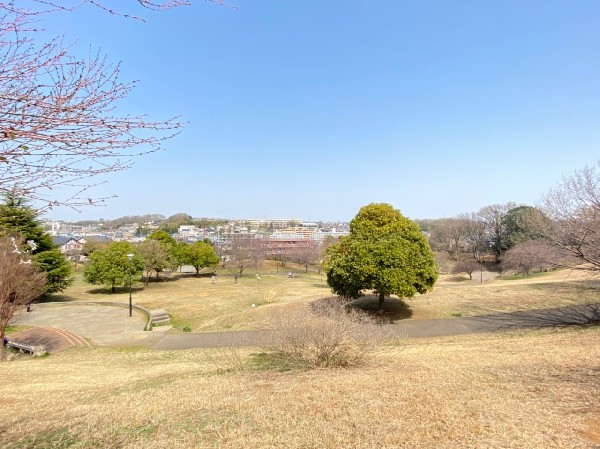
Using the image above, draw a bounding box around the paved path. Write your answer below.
[154,302,600,350]
[11,302,600,352]
[12,303,167,349]
[7,326,91,353]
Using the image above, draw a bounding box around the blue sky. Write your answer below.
[35,0,600,222]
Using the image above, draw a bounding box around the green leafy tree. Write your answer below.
[0,193,72,294]
[159,213,194,234]
[145,229,178,275]
[84,242,143,293]
[82,238,109,256]
[147,229,177,247]
[502,206,546,250]
[172,241,189,271]
[182,241,220,275]
[138,239,175,283]
[33,249,73,293]
[324,203,438,308]
[0,194,54,252]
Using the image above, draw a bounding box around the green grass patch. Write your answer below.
[498,271,552,281]
[248,351,300,372]
[5,325,29,334]
[171,317,193,332]
[9,427,80,449]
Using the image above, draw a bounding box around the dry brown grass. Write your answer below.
[0,326,598,448]
[51,264,600,331]
[410,268,600,319]
[53,265,331,331]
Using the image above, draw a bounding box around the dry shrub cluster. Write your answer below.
[261,288,279,305]
[269,299,379,368]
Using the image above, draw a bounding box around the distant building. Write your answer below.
[52,236,86,259]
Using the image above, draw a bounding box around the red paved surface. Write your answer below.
[7,327,90,353]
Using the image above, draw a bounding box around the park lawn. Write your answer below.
[54,264,332,331]
[52,264,600,331]
[411,268,600,319]
[0,326,598,448]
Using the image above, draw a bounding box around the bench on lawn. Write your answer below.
[3,338,46,356]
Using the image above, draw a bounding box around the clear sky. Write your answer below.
[33,0,600,222]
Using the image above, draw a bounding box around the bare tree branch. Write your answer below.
[0,235,47,361]
[0,5,187,209]
[536,162,600,271]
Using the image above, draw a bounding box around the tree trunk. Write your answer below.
[111,285,116,293]
[378,292,385,309]
[195,266,200,276]
[0,328,6,362]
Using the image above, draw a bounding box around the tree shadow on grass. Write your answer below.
[348,295,413,324]
[143,275,182,284]
[36,294,73,303]
[445,275,470,283]
[65,285,148,296]
[312,295,413,324]
[526,279,600,291]
[468,303,600,331]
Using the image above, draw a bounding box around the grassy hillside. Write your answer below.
[1,327,598,448]
[50,264,600,331]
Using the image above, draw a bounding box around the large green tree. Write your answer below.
[84,242,143,293]
[147,229,177,247]
[0,194,72,294]
[181,241,220,276]
[324,203,438,308]
[502,206,546,250]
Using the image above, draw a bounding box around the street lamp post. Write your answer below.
[127,253,134,317]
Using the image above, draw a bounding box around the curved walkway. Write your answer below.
[11,302,600,352]
[7,326,91,353]
[154,302,600,350]
[12,303,166,349]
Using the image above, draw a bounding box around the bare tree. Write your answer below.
[0,236,47,361]
[0,2,193,19]
[536,162,600,271]
[229,238,256,277]
[0,2,191,209]
[429,216,469,260]
[464,213,487,262]
[290,240,322,273]
[452,258,480,280]
[476,202,517,262]
[501,240,567,276]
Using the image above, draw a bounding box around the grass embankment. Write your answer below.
[53,264,600,331]
[1,326,598,448]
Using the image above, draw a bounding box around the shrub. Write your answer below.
[269,300,378,369]
[262,288,279,305]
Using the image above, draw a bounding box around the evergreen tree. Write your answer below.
[324,203,438,308]
[0,193,72,294]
